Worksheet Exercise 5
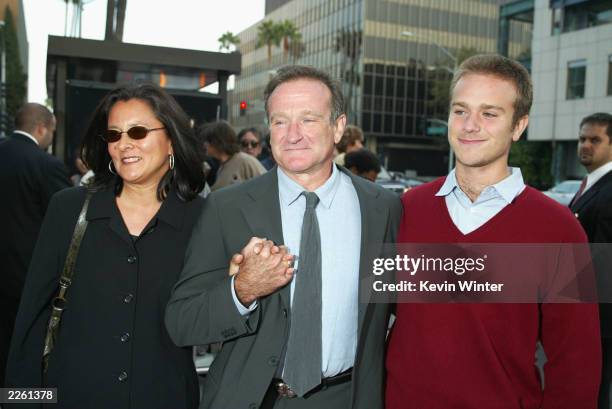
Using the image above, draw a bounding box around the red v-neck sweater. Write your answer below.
[386,178,601,409]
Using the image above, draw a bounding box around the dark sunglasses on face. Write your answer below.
[102,126,165,143]
[241,140,260,149]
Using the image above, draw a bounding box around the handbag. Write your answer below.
[42,191,93,373]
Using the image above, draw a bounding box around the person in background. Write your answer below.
[201,121,266,191]
[0,103,71,386]
[71,152,94,186]
[570,112,612,409]
[6,83,205,409]
[344,148,381,182]
[238,126,275,170]
[334,124,364,166]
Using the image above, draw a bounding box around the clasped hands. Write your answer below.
[229,237,295,306]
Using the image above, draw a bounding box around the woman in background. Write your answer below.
[200,120,266,191]
[238,126,275,170]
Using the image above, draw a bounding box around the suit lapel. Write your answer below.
[572,171,612,213]
[240,170,284,244]
[239,169,290,309]
[346,169,388,333]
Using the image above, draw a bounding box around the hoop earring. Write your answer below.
[108,160,117,175]
[169,154,175,170]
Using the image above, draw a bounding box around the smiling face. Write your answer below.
[448,73,528,176]
[107,98,173,189]
[268,78,346,186]
[578,123,612,173]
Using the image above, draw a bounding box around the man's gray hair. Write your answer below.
[263,65,345,124]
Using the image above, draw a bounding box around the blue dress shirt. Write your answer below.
[231,164,361,377]
[435,167,526,234]
[277,164,361,377]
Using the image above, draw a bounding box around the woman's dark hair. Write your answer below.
[80,82,205,201]
[198,120,240,156]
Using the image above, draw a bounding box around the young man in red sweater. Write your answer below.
[385,54,601,409]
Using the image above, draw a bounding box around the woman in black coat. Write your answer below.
[6,83,206,409]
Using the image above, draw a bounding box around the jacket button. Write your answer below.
[248,404,257,409]
[118,371,128,382]
[268,356,279,366]
[127,255,137,264]
[123,294,134,303]
[120,333,130,342]
[283,308,287,318]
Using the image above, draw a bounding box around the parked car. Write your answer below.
[543,180,581,206]
[376,167,424,195]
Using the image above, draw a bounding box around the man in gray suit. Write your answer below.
[166,65,401,409]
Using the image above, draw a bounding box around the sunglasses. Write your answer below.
[241,140,260,149]
[102,126,165,143]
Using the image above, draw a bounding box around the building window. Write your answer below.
[566,59,586,100]
[562,0,612,33]
[608,55,612,96]
[551,8,562,35]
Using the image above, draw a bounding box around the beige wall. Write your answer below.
[529,0,612,142]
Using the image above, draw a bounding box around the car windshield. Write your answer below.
[553,181,581,194]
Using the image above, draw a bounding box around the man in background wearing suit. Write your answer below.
[0,103,71,385]
[166,65,401,409]
[571,112,612,409]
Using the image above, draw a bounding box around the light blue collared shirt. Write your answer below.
[231,165,361,376]
[278,165,361,377]
[436,167,526,234]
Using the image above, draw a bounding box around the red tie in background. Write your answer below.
[569,177,587,208]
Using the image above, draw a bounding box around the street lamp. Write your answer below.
[401,30,457,172]
[401,31,458,67]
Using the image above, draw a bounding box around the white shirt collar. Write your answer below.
[436,167,525,204]
[586,161,612,192]
[13,130,39,146]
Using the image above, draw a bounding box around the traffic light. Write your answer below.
[239,100,247,116]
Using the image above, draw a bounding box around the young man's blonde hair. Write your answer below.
[450,54,532,129]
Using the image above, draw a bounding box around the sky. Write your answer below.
[22,0,266,103]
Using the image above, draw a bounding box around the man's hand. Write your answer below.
[228,237,291,276]
[231,237,294,306]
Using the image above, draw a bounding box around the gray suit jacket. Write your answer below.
[166,166,402,409]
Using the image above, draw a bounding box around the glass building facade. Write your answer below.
[231,0,531,176]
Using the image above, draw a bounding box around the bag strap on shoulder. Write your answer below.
[43,190,93,373]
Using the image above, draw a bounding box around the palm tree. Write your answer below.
[218,31,240,53]
[277,20,301,61]
[257,20,282,63]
